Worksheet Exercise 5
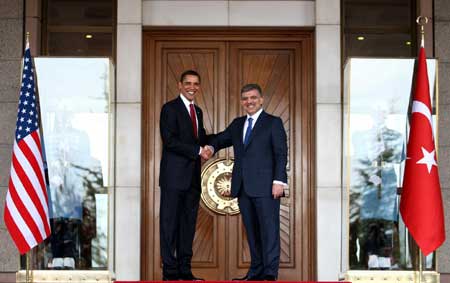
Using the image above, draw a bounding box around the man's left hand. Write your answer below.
[272,183,284,199]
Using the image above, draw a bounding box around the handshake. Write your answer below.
[200,145,214,160]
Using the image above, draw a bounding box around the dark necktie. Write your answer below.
[244,117,253,146]
[189,103,198,138]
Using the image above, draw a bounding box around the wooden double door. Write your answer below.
[142,29,316,281]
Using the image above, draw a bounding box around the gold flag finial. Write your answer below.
[416,16,428,48]
[25,32,30,46]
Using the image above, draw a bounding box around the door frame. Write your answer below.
[141,28,316,281]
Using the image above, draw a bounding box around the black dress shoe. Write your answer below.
[232,274,248,281]
[162,275,179,281]
[263,275,277,281]
[232,274,262,281]
[179,273,204,281]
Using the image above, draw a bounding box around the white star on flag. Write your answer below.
[416,147,437,173]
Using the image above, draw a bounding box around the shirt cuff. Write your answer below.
[273,180,287,187]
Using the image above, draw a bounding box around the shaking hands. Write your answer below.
[200,145,214,160]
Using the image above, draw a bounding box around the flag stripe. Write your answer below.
[14,140,49,219]
[10,166,47,240]
[4,204,31,254]
[21,134,49,212]
[7,177,44,243]
[11,151,50,237]
[29,131,48,200]
[5,191,38,249]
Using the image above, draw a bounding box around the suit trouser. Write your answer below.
[160,186,200,277]
[238,189,281,278]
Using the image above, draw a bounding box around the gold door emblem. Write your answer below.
[201,158,239,215]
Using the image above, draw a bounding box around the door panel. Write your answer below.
[229,43,298,278]
[147,40,227,280]
[142,30,315,281]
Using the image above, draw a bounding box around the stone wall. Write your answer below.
[435,0,450,276]
[0,0,23,272]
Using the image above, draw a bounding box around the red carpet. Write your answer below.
[115,281,348,283]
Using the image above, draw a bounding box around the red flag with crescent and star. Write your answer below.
[399,47,445,256]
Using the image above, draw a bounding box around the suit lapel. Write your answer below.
[237,116,246,149]
[245,111,267,149]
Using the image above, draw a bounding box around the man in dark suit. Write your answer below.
[159,70,212,281]
[210,84,287,281]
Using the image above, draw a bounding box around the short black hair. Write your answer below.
[240,83,262,97]
[180,70,201,83]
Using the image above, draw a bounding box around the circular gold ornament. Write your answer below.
[201,158,239,215]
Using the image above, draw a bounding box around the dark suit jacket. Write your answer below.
[159,96,207,191]
[211,111,287,197]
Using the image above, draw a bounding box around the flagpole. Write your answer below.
[415,16,428,283]
[416,16,428,48]
[26,252,30,283]
[31,29,54,273]
[25,31,31,283]
[418,250,422,283]
[24,31,33,283]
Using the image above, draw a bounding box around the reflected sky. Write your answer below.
[35,58,109,112]
[348,58,437,152]
[35,58,110,185]
[349,58,436,113]
[30,58,111,269]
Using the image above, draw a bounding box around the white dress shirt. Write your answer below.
[180,94,198,130]
[242,108,263,143]
[180,94,202,155]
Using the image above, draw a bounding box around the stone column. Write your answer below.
[315,0,342,280]
[0,0,24,276]
[25,0,41,56]
[435,0,450,281]
[115,0,142,280]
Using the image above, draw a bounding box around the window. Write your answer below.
[24,58,113,270]
[342,0,416,60]
[42,0,115,57]
[343,58,438,271]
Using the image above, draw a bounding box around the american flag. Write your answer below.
[3,43,51,254]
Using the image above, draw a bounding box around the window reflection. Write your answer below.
[25,58,111,270]
[350,112,403,269]
[344,58,437,270]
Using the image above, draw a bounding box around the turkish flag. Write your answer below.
[400,47,445,256]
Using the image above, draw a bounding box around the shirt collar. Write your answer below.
[179,94,194,108]
[246,108,263,122]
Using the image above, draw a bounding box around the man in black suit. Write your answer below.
[210,84,287,281]
[159,70,212,281]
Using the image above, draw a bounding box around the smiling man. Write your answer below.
[210,83,288,281]
[159,70,211,281]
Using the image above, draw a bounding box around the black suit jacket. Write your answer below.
[211,111,287,197]
[159,96,207,191]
